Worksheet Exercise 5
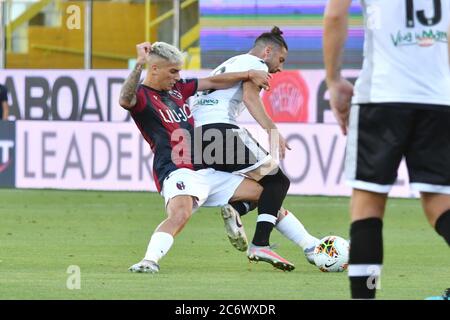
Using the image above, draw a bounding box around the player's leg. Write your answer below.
[246,161,291,244]
[228,177,263,203]
[130,169,210,273]
[158,195,195,236]
[220,176,293,271]
[246,161,296,270]
[228,174,319,265]
[202,124,290,247]
[407,107,450,246]
[129,195,194,273]
[224,178,263,249]
[348,189,387,298]
[276,208,320,264]
[346,104,412,299]
[204,172,256,252]
[421,193,450,245]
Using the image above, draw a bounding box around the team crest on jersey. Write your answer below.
[169,90,183,100]
[176,181,185,190]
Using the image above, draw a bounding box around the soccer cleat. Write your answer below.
[303,238,321,265]
[303,245,316,265]
[425,288,450,300]
[221,204,248,252]
[128,259,160,273]
[247,244,295,272]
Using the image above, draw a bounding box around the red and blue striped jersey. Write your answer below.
[129,79,201,192]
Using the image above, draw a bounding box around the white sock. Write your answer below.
[275,210,319,249]
[144,232,174,263]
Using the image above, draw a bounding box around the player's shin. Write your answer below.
[275,209,318,249]
[229,201,256,216]
[252,215,277,246]
[348,218,383,299]
[252,172,289,246]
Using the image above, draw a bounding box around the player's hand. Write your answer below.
[136,42,152,66]
[327,78,353,135]
[269,129,291,160]
[277,133,291,160]
[248,70,272,91]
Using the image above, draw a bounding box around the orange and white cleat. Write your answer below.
[247,244,295,272]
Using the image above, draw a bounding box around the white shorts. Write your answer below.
[161,168,245,212]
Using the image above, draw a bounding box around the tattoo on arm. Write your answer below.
[120,64,143,108]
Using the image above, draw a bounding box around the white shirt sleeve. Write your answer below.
[224,55,269,73]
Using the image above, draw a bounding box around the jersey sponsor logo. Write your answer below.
[391,0,446,47]
[391,28,448,47]
[196,98,219,106]
[176,181,185,190]
[158,104,193,124]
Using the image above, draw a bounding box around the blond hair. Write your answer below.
[150,42,184,65]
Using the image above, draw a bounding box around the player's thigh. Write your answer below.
[345,104,414,193]
[201,170,247,207]
[166,195,195,222]
[228,178,263,203]
[406,108,450,194]
[244,157,279,181]
[162,168,211,211]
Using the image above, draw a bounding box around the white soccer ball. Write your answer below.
[313,236,349,272]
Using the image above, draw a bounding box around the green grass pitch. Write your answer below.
[0,189,448,300]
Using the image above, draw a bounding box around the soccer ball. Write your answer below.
[313,236,349,272]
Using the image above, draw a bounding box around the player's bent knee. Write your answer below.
[166,200,193,226]
[168,209,192,226]
[259,169,291,197]
[230,178,263,202]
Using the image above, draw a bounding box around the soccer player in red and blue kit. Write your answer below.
[119,41,271,273]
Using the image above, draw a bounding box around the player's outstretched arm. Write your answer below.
[119,42,151,109]
[242,81,291,160]
[197,70,270,92]
[323,0,353,135]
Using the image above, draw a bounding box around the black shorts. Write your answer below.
[194,123,271,174]
[345,103,450,194]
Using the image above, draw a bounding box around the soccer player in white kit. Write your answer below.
[324,0,450,299]
[191,27,319,271]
